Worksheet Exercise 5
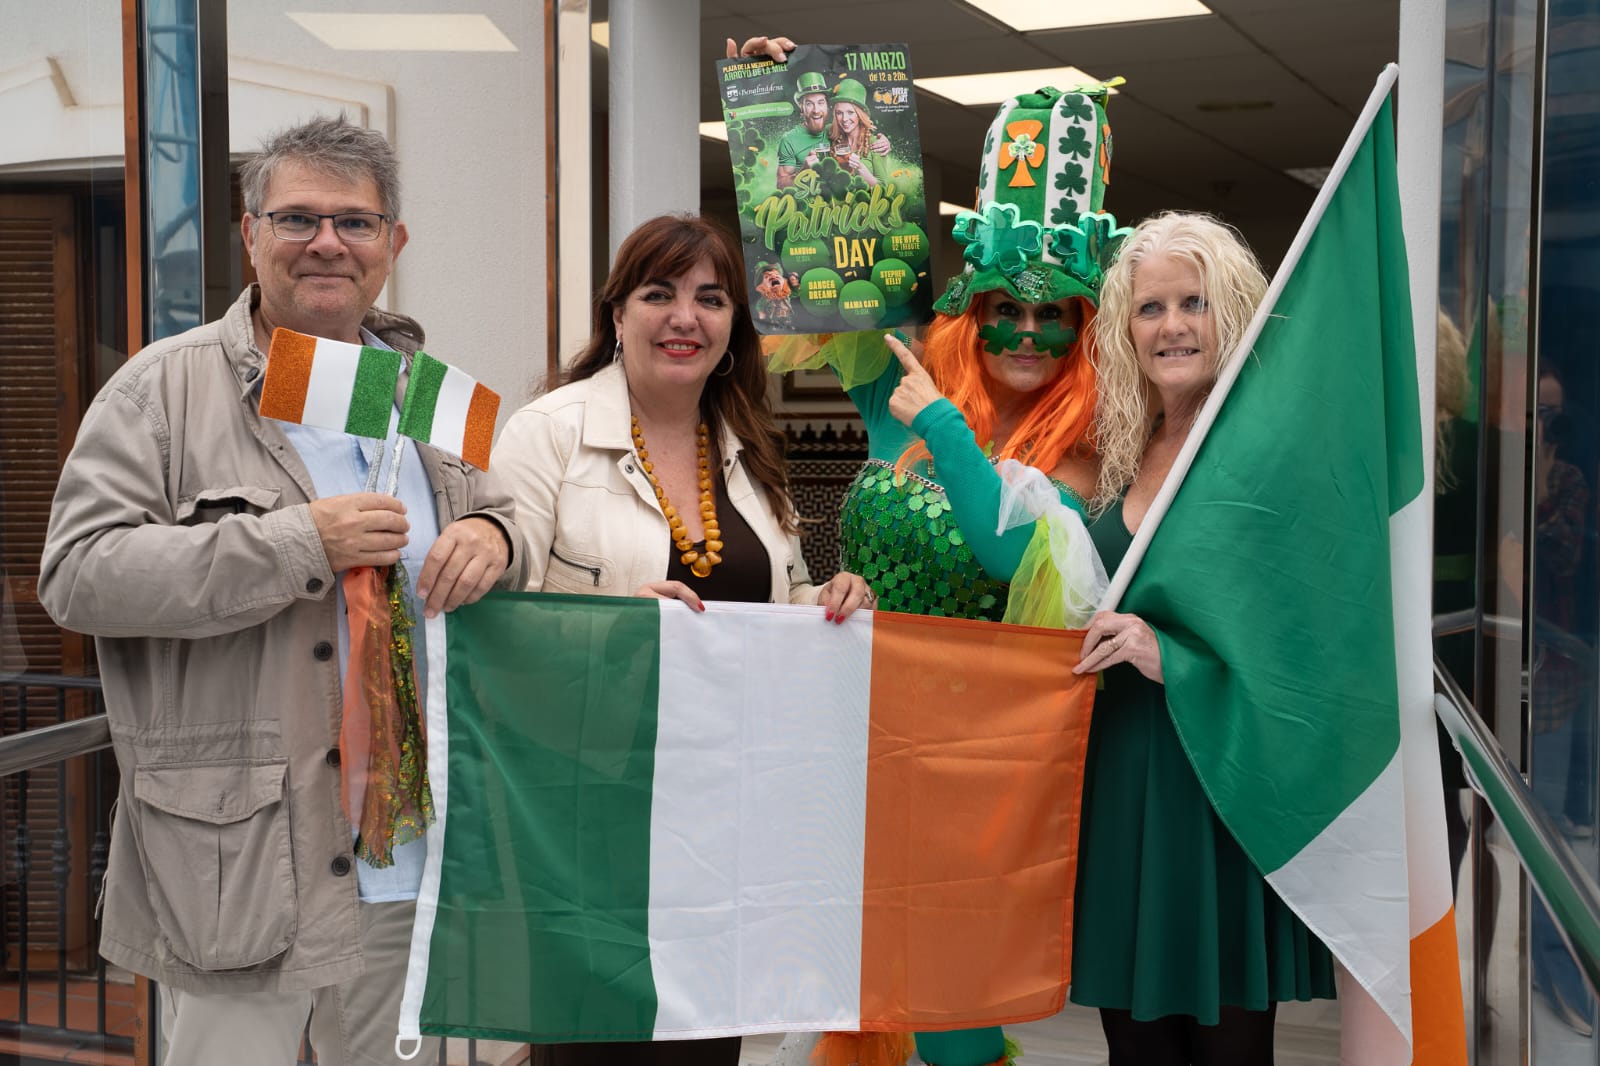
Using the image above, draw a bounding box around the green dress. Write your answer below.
[1069,497,1337,1023]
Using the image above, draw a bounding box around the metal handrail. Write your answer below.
[1434,654,1600,995]
[0,715,112,778]
[0,674,112,777]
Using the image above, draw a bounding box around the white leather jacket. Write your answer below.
[491,362,820,604]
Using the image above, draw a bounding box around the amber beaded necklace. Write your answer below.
[631,416,723,578]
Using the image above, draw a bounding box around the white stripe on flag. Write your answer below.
[1339,967,1411,1066]
[396,612,453,1057]
[1266,750,1409,1040]
[301,340,364,430]
[648,601,871,1037]
[428,368,479,457]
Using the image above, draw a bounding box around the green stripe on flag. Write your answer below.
[345,347,401,438]
[399,351,447,443]
[1124,97,1415,873]
[421,592,662,1041]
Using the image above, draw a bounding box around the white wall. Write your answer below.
[0,0,123,171]
[227,2,550,416]
[1,0,550,421]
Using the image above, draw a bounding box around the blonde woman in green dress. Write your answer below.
[1069,211,1336,1064]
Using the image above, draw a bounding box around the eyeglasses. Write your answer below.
[261,211,389,242]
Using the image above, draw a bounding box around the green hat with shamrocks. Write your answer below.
[793,71,828,105]
[935,82,1131,316]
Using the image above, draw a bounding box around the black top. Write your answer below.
[662,470,772,602]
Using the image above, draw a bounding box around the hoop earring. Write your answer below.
[713,350,735,377]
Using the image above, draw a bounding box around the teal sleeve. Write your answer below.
[841,356,923,464]
[910,399,1035,580]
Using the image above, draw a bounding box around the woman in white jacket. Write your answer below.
[490,215,872,1065]
[494,213,872,617]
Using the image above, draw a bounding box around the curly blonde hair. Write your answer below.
[1089,212,1267,510]
[1434,309,1469,492]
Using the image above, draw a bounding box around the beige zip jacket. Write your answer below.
[491,362,820,604]
[37,285,527,992]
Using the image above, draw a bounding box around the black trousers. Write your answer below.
[528,1038,741,1066]
[1099,1004,1277,1066]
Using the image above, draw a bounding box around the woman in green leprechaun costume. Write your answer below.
[772,83,1123,1066]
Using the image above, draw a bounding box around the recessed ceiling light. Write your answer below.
[1285,166,1331,189]
[591,21,609,48]
[917,67,1113,106]
[700,122,728,142]
[287,13,516,52]
[939,201,971,216]
[964,0,1212,31]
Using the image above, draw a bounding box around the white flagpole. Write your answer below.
[1099,63,1401,612]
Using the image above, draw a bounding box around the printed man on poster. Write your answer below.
[717,43,933,334]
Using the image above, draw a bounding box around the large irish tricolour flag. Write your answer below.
[1103,66,1465,1063]
[396,594,1094,1050]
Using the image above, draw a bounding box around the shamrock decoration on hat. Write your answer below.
[935,82,1133,316]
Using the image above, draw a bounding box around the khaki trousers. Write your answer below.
[159,901,440,1066]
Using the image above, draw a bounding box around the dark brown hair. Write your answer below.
[564,214,796,532]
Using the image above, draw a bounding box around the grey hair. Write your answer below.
[240,115,401,219]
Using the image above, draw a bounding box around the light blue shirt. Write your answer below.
[276,329,440,901]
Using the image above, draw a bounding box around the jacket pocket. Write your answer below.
[131,760,297,971]
[175,485,283,525]
[544,545,607,591]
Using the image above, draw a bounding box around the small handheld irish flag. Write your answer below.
[260,328,402,438]
[397,352,499,470]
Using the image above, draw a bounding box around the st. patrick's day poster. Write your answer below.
[715,43,931,335]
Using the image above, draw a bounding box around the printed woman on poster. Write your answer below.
[828,78,890,189]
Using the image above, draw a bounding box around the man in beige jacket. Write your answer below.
[38,117,526,1065]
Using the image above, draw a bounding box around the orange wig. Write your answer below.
[897,298,1098,475]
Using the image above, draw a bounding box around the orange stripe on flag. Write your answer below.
[1411,905,1467,1066]
[259,328,317,423]
[462,383,499,469]
[859,613,1094,1031]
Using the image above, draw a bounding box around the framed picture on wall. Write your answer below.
[781,366,847,402]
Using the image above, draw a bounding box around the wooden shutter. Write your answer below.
[0,193,93,968]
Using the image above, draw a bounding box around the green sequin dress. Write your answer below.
[1069,497,1337,1023]
[837,358,1084,621]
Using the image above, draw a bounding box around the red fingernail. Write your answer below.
[825,609,834,621]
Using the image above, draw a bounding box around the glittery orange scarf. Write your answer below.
[340,562,434,867]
